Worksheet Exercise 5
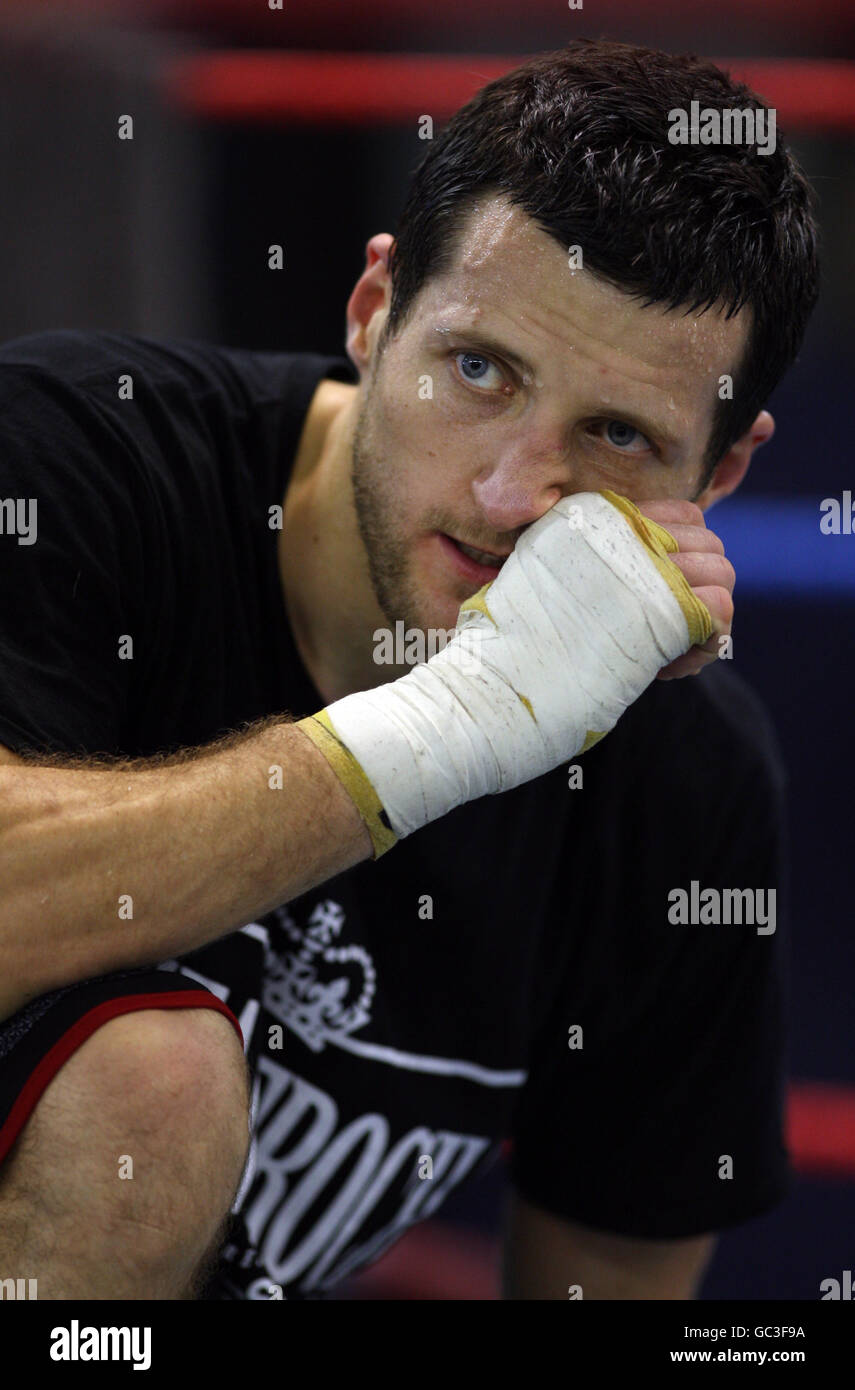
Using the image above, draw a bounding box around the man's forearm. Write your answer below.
[0,718,372,1018]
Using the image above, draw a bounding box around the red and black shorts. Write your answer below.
[0,965,243,1169]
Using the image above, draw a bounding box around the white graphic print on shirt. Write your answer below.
[168,901,519,1297]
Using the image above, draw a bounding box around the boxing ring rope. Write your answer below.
[161,52,855,130]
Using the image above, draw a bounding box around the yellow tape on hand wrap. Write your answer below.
[297,710,398,860]
[600,490,715,648]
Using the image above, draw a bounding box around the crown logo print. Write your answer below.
[262,900,376,1053]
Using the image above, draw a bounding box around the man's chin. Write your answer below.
[387,610,462,642]
[410,563,487,634]
[379,547,486,640]
[379,591,469,646]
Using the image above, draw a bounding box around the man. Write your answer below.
[0,40,818,1299]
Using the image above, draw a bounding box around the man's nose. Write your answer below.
[470,443,580,533]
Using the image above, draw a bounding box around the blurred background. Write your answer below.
[1,0,852,1299]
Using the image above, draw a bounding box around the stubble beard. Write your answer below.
[350,381,438,637]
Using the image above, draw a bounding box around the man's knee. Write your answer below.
[2,1005,251,1233]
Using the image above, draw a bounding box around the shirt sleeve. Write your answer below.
[0,363,141,755]
[508,680,791,1239]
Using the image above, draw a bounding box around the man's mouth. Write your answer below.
[437,532,512,582]
[454,539,511,567]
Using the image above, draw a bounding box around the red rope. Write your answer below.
[162,52,855,131]
[787,1082,855,1178]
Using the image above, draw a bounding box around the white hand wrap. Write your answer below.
[298,490,713,854]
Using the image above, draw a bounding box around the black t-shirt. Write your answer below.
[0,329,790,1299]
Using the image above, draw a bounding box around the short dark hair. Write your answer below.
[383,39,820,489]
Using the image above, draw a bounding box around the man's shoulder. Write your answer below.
[0,327,202,384]
[0,328,353,412]
[0,330,354,508]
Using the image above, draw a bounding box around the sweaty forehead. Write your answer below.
[419,196,748,391]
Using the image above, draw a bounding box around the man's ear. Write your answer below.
[345,233,395,375]
[695,410,775,511]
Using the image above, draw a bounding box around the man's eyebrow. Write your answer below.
[431,323,687,454]
[431,324,536,378]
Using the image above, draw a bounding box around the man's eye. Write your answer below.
[595,419,653,453]
[454,352,504,391]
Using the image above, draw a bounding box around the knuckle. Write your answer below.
[662,499,704,527]
[714,587,735,625]
[706,529,725,555]
[705,554,735,588]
